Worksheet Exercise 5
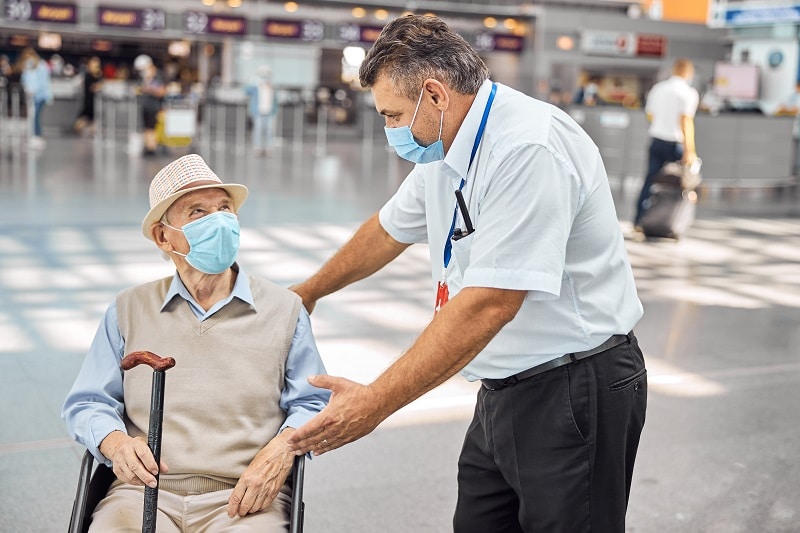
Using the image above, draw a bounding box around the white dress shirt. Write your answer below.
[645,75,699,142]
[379,80,643,381]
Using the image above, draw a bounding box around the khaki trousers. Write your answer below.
[88,481,291,532]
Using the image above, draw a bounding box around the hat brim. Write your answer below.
[141,183,249,240]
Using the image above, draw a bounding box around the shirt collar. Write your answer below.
[160,262,255,312]
[442,79,495,182]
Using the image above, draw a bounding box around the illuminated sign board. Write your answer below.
[581,30,666,58]
[635,34,667,57]
[4,0,76,24]
[474,33,525,54]
[263,18,324,41]
[184,11,247,36]
[338,23,384,44]
[724,6,800,26]
[97,6,165,31]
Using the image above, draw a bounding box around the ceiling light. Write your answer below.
[483,17,497,29]
[227,0,242,7]
[375,9,388,20]
[504,18,517,30]
[284,1,298,12]
[352,7,366,18]
[202,0,215,6]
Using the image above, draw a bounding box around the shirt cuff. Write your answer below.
[462,268,561,300]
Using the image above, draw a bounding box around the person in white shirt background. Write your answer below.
[286,14,647,533]
[633,58,699,229]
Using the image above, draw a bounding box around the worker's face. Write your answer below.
[372,75,442,148]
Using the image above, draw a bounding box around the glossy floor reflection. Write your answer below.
[1,134,799,532]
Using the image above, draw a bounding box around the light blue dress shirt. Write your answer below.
[62,267,330,466]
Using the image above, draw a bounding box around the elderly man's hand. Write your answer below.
[101,430,169,489]
[285,375,384,456]
[227,429,296,518]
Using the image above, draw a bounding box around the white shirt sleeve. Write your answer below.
[461,143,583,298]
[682,89,699,118]
[378,167,429,244]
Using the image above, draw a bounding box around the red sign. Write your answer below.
[636,34,667,57]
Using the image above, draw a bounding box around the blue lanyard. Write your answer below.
[443,82,497,270]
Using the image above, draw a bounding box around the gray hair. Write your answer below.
[359,14,490,100]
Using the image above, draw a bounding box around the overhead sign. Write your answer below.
[97,6,165,31]
[474,33,525,53]
[184,11,247,36]
[338,23,384,43]
[4,0,76,24]
[581,31,636,56]
[719,5,800,26]
[264,18,324,41]
[635,34,667,57]
[581,30,666,58]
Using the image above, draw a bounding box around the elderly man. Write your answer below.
[62,154,329,532]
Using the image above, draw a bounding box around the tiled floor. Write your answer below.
[1,131,799,532]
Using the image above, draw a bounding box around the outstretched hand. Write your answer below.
[286,375,385,456]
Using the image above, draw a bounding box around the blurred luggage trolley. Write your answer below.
[156,97,198,152]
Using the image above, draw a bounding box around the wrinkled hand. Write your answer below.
[286,375,384,456]
[227,430,295,518]
[104,432,168,489]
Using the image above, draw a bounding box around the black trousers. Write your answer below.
[453,334,647,533]
[634,138,684,225]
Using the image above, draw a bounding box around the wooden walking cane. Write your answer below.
[121,351,176,533]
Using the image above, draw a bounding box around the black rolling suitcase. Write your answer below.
[639,160,701,240]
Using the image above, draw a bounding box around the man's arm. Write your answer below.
[291,213,410,313]
[680,114,697,164]
[286,286,527,455]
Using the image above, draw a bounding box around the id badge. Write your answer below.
[434,280,449,315]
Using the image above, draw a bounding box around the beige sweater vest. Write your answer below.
[116,274,301,494]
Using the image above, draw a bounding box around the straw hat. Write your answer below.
[141,154,248,240]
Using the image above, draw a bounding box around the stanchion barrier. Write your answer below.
[316,103,328,156]
[0,84,7,153]
[206,86,248,153]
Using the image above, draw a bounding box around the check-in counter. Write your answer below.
[568,105,795,188]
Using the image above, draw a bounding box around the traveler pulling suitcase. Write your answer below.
[639,159,702,240]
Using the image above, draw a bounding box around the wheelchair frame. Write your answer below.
[68,449,306,533]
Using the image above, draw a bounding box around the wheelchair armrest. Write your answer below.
[290,454,305,533]
[68,450,94,533]
[67,450,116,533]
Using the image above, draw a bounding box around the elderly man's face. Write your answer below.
[165,188,234,227]
[160,188,234,254]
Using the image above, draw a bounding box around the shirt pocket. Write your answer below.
[451,233,474,275]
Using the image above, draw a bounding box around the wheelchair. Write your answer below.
[68,449,305,533]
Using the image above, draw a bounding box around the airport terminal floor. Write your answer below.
[1,130,800,532]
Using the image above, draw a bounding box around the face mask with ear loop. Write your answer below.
[384,86,445,164]
[161,211,240,274]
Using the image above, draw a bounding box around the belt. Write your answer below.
[481,332,633,391]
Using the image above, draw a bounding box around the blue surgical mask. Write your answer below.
[384,86,445,164]
[164,211,240,274]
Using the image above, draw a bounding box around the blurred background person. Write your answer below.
[633,58,699,230]
[246,65,279,157]
[18,47,53,150]
[134,54,165,157]
[73,56,104,136]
